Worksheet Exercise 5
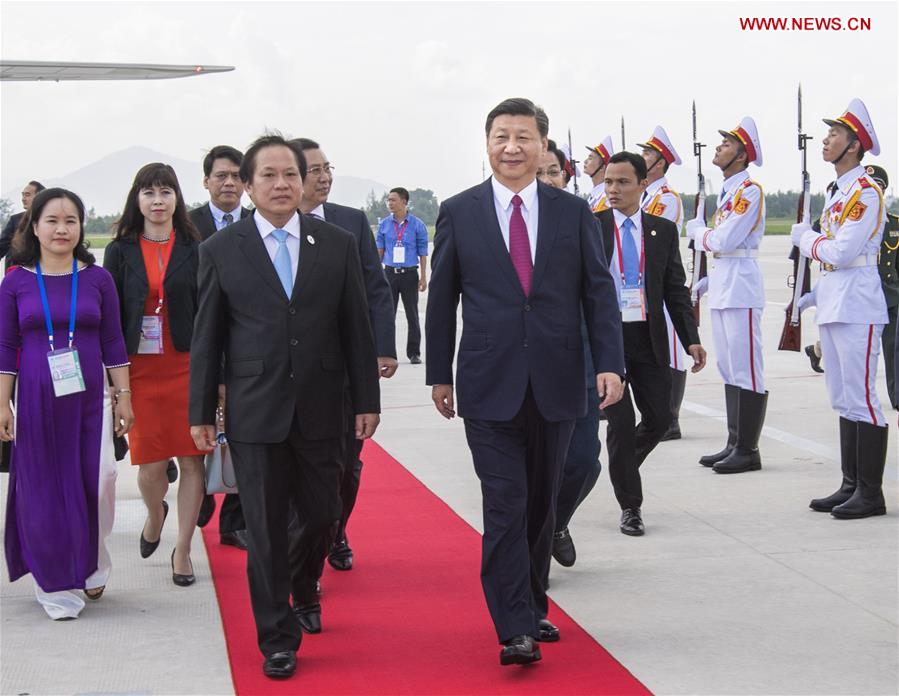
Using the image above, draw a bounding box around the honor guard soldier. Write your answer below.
[584,136,615,212]
[793,98,888,519]
[637,126,688,440]
[867,165,899,410]
[686,117,767,474]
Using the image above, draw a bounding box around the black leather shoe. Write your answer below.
[537,619,560,642]
[220,529,249,550]
[327,537,353,571]
[166,459,178,483]
[500,635,541,665]
[140,500,168,558]
[805,344,824,373]
[551,528,576,567]
[620,508,645,536]
[660,419,681,441]
[197,494,216,528]
[294,602,322,634]
[263,651,296,679]
[409,355,422,364]
[171,549,196,587]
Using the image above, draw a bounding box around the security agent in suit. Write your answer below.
[189,134,380,679]
[285,137,396,633]
[0,181,45,270]
[599,152,706,536]
[427,98,625,666]
[189,145,253,546]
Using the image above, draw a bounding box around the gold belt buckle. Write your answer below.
[823,263,835,272]
[712,252,722,259]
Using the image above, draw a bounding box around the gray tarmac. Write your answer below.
[2,236,897,695]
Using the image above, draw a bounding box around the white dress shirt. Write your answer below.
[307,203,326,219]
[609,208,644,298]
[254,210,301,283]
[209,201,243,231]
[491,176,539,263]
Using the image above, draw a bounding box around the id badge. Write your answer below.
[138,315,164,354]
[392,244,406,265]
[47,348,86,397]
[619,287,646,323]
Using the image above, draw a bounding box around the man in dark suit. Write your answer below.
[190,134,380,679]
[599,151,706,536]
[426,98,625,666]
[189,145,253,549]
[285,137,396,633]
[0,180,44,269]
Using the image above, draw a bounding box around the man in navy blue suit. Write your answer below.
[426,97,625,666]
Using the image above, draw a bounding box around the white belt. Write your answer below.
[712,249,759,259]
[823,254,877,271]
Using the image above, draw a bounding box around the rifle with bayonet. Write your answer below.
[568,127,579,197]
[778,84,813,351]
[620,116,626,151]
[689,101,708,326]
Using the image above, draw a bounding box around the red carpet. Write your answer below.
[202,441,650,695]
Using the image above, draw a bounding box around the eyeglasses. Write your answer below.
[536,168,563,177]
[307,164,336,177]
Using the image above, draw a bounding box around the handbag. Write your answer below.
[205,407,237,494]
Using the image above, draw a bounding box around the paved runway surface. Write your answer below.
[1,237,897,695]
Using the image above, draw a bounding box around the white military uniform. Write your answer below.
[799,165,886,425]
[642,177,686,370]
[586,135,614,213]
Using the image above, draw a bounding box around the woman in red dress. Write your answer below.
[104,163,205,586]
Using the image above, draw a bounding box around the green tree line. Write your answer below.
[363,189,440,226]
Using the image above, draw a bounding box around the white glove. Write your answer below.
[791,221,812,247]
[797,288,816,312]
[693,276,709,298]
[685,218,706,242]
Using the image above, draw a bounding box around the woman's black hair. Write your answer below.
[113,163,200,242]
[9,188,95,267]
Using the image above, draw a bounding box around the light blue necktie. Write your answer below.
[621,217,640,287]
[270,228,293,297]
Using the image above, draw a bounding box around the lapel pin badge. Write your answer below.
[307,235,315,245]
[650,229,657,236]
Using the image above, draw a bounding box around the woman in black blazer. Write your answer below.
[104,163,205,587]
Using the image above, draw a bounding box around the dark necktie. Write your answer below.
[222,213,234,228]
[509,195,533,296]
[308,212,322,220]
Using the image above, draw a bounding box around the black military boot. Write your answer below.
[700,384,739,466]
[809,417,857,512]
[661,368,687,441]
[714,389,767,474]
[831,421,887,519]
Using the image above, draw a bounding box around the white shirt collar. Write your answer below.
[837,165,865,193]
[491,176,538,212]
[612,207,642,232]
[254,210,301,238]
[209,201,241,223]
[307,203,326,219]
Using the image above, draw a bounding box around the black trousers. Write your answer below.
[229,410,343,656]
[555,384,602,531]
[464,388,574,643]
[605,347,673,511]
[218,493,245,533]
[386,268,421,358]
[882,304,897,409]
[287,430,363,604]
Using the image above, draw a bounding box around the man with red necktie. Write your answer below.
[426,98,624,666]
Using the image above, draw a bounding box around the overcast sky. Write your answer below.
[1,0,896,208]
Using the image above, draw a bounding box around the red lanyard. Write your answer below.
[149,231,176,315]
[612,219,645,287]
[392,219,408,243]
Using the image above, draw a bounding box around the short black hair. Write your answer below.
[203,145,243,176]
[389,187,410,203]
[291,138,320,152]
[27,180,45,193]
[608,151,648,180]
[240,132,307,183]
[10,188,95,267]
[485,98,549,138]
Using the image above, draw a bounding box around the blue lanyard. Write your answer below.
[35,258,78,352]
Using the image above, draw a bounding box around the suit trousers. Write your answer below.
[464,388,574,643]
[229,410,343,656]
[555,384,602,532]
[287,430,363,603]
[605,325,673,511]
[219,493,245,533]
[387,268,421,358]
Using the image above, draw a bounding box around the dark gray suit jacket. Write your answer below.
[189,213,380,442]
[319,202,396,359]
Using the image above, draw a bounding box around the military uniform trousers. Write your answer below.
[819,322,886,426]
[711,307,764,393]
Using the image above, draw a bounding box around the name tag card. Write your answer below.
[138,315,164,354]
[47,348,86,397]
[620,287,647,323]
[392,245,406,265]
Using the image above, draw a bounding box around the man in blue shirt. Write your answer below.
[377,188,429,363]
